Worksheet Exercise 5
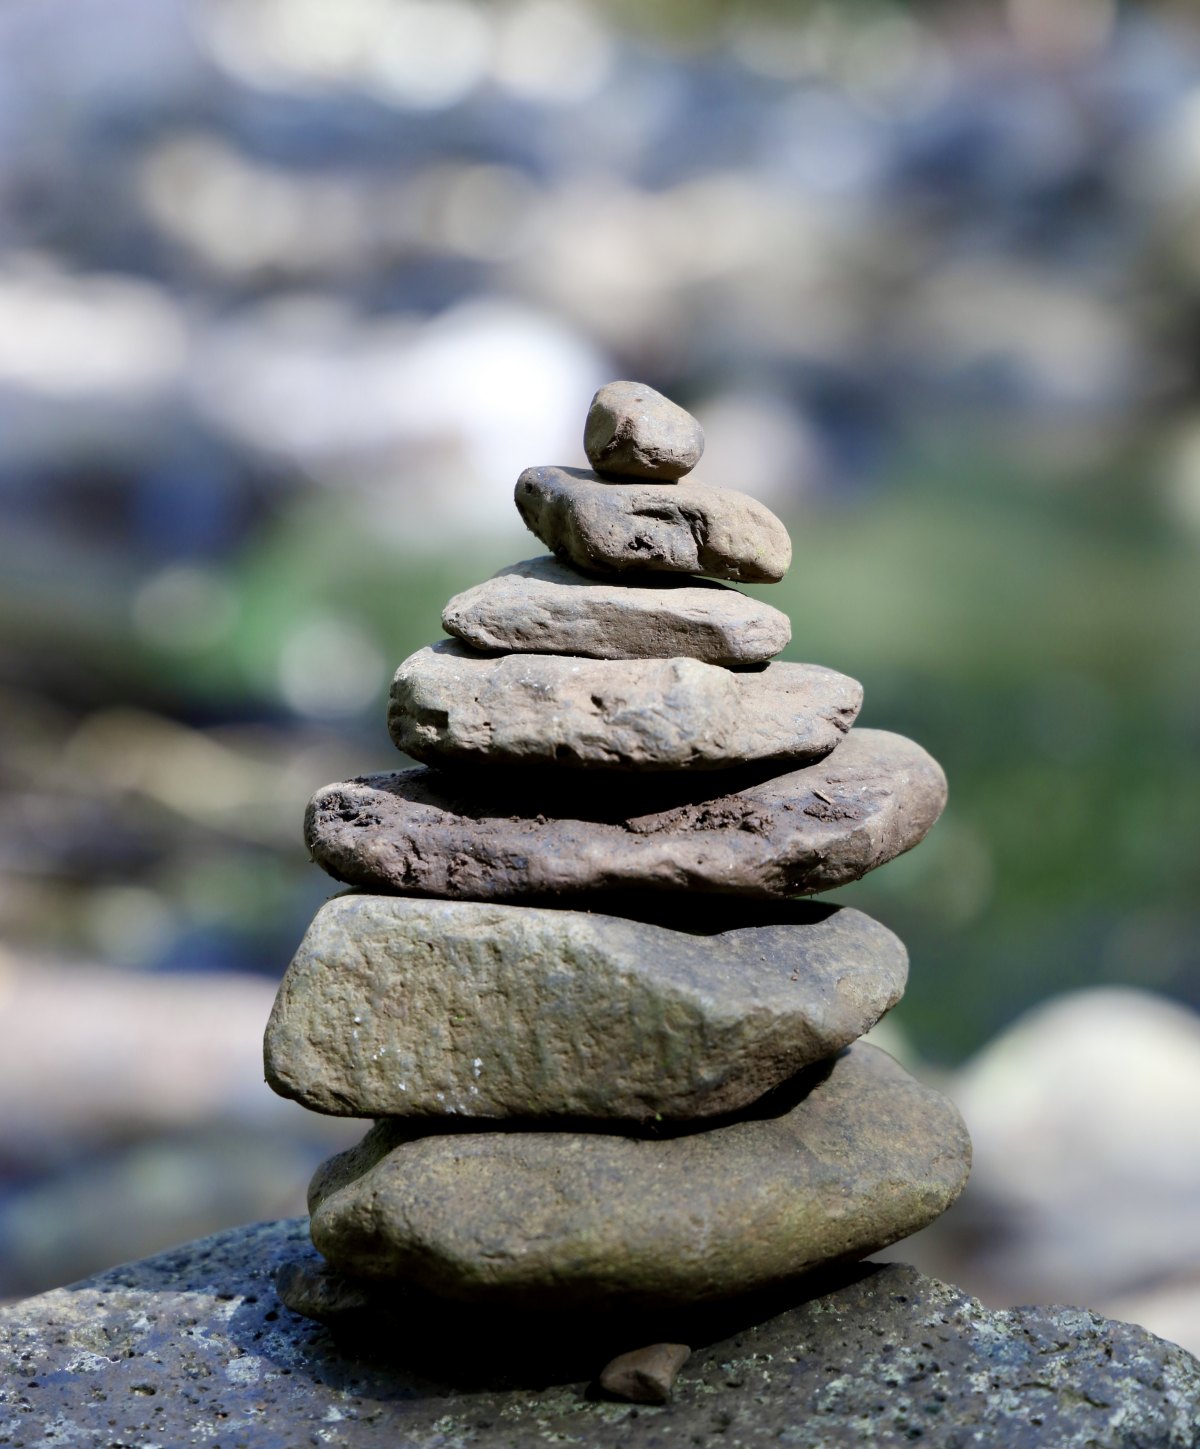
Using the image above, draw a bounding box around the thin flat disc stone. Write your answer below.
[387,642,861,772]
[441,556,790,665]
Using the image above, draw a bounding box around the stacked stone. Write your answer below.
[264,381,971,1348]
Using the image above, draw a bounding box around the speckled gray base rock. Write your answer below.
[584,380,704,480]
[516,466,792,582]
[442,555,791,664]
[388,641,859,772]
[264,894,906,1121]
[307,1045,970,1308]
[3,1221,1197,1449]
[306,727,947,903]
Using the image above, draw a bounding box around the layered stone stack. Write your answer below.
[264,382,971,1386]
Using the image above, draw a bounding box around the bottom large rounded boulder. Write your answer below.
[306,1043,971,1310]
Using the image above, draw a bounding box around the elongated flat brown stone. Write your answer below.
[307,1044,972,1308]
[388,642,859,772]
[304,727,947,903]
[264,894,906,1121]
[441,556,790,664]
[515,466,791,583]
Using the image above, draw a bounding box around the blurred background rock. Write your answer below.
[0,0,1198,1351]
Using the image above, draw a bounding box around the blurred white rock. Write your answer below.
[190,294,607,544]
[894,988,1200,1356]
[0,949,352,1156]
[692,390,823,512]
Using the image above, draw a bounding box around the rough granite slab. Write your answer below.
[442,555,791,664]
[308,1044,970,1308]
[583,380,704,480]
[264,894,907,1121]
[305,727,947,902]
[515,465,792,582]
[3,1220,1197,1448]
[388,641,860,772]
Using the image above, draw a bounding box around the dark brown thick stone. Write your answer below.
[305,727,947,903]
[515,466,791,582]
[307,1045,971,1308]
[3,1220,1197,1448]
[387,642,860,772]
[263,894,906,1122]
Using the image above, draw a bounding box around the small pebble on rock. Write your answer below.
[598,1342,691,1403]
[275,1259,377,1322]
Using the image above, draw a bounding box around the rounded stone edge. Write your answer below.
[583,381,705,481]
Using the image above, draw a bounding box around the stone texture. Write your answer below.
[515,465,792,583]
[276,1257,376,1320]
[308,1044,971,1308]
[442,555,791,664]
[599,1343,690,1403]
[583,380,704,480]
[306,727,948,903]
[388,641,860,772]
[3,1220,1197,1448]
[264,894,907,1122]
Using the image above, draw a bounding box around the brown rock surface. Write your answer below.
[388,642,859,772]
[515,466,791,582]
[305,727,947,903]
[583,380,704,480]
[307,1044,971,1307]
[441,555,790,664]
[598,1343,691,1403]
[263,894,906,1121]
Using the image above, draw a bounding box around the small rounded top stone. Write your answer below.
[584,381,704,481]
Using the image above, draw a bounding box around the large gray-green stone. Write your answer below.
[306,727,947,902]
[583,380,704,480]
[388,642,860,772]
[5,1220,1197,1448]
[515,465,792,583]
[264,895,906,1122]
[442,556,791,664]
[308,1044,971,1308]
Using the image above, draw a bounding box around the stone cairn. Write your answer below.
[264,381,972,1402]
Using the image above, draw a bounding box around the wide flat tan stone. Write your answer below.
[387,642,860,772]
[515,466,791,583]
[264,894,906,1122]
[307,1044,972,1308]
[305,728,947,903]
[441,556,790,665]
